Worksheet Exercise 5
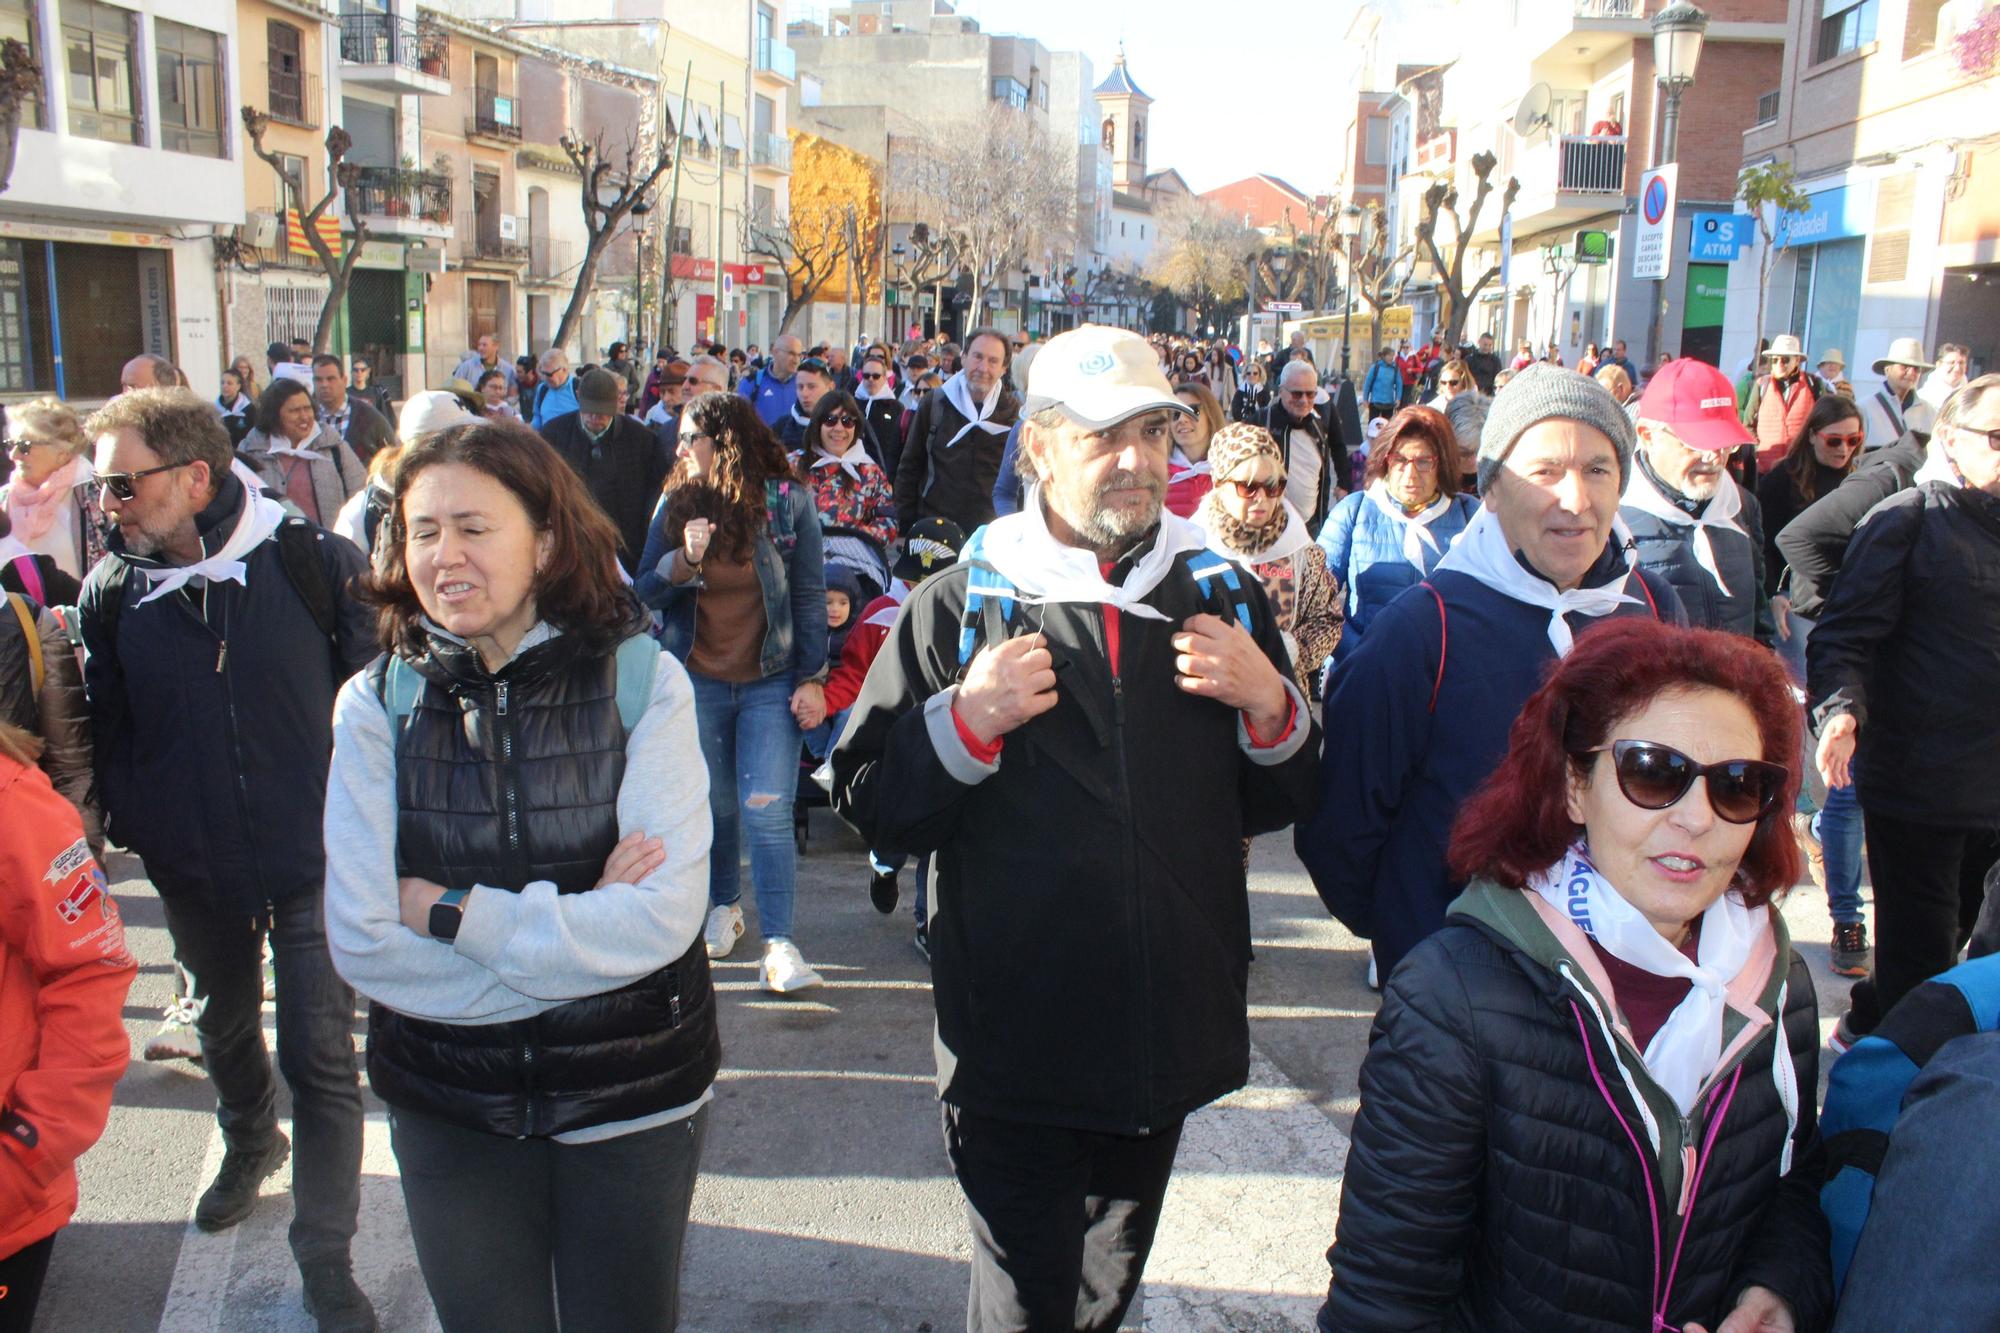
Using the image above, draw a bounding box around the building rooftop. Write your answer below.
[1093,46,1150,100]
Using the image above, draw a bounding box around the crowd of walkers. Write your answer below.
[0,311,1993,1333]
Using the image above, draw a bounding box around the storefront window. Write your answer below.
[157,19,227,158]
[62,0,140,146]
[1787,238,1864,368]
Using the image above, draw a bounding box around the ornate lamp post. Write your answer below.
[1337,204,1363,378]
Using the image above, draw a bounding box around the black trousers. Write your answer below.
[1849,811,2000,1031]
[0,1235,55,1333]
[159,888,363,1264]
[943,1103,1184,1333]
[390,1103,710,1333]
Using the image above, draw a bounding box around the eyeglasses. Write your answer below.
[1576,740,1787,825]
[1814,432,1864,449]
[1955,424,2000,452]
[1283,389,1316,400]
[96,460,193,501]
[1386,453,1438,472]
[1440,378,1467,389]
[822,413,859,429]
[1224,476,1286,499]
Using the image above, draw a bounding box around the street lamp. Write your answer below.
[1648,1,1708,364]
[1337,204,1363,379]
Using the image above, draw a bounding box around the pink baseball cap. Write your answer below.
[1636,358,1756,452]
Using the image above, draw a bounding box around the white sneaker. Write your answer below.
[1366,948,1380,992]
[703,904,745,960]
[763,939,823,993]
[810,759,834,792]
[261,937,276,1003]
[144,1003,204,1064]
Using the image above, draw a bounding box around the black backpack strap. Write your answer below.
[276,518,340,643]
[95,553,133,655]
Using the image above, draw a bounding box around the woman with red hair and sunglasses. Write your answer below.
[1321,618,1833,1333]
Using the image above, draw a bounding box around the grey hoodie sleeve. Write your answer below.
[323,648,713,1022]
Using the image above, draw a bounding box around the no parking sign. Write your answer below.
[1632,165,1678,281]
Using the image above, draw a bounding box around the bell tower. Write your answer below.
[1093,44,1152,194]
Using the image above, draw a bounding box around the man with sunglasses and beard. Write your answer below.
[831,325,1319,1333]
[1298,365,1685,987]
[75,389,378,1331]
[1264,360,1348,531]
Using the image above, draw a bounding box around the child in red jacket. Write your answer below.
[0,723,136,1327]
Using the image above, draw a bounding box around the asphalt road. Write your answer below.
[33,811,1855,1332]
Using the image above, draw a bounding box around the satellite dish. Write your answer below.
[1513,83,1554,141]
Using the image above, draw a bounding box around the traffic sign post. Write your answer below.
[1632,165,1678,281]
[1263,301,1302,314]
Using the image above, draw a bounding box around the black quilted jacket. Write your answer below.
[1321,884,1833,1333]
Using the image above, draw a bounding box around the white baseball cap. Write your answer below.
[1024,324,1192,429]
[398,390,479,446]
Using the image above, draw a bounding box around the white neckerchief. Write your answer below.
[977,489,1208,622]
[1197,496,1313,566]
[859,382,899,403]
[865,578,910,629]
[789,403,813,430]
[261,428,326,461]
[812,445,869,486]
[132,463,289,606]
[940,370,1009,449]
[1364,480,1455,570]
[1621,463,1747,597]
[1531,842,1766,1114]
[1434,506,1640,655]
[1169,447,1211,486]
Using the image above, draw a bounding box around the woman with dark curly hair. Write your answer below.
[323,416,720,1330]
[637,391,828,992]
[795,389,897,549]
[1323,618,1832,1333]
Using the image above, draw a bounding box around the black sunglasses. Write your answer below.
[96,460,193,501]
[5,436,39,457]
[860,370,885,381]
[1578,740,1787,825]
[822,413,859,429]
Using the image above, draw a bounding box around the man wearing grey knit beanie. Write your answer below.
[1298,362,1685,982]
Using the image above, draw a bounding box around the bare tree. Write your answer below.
[1415,150,1520,348]
[243,110,367,354]
[747,200,852,335]
[894,222,963,340]
[1148,197,1257,333]
[1349,201,1416,316]
[555,129,673,352]
[0,38,41,195]
[903,103,1076,327]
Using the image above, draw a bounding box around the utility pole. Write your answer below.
[713,79,727,344]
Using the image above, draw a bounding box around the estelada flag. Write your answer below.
[286,208,344,257]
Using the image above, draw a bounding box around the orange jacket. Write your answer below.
[0,750,135,1259]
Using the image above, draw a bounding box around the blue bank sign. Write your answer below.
[1688,212,1755,261]
[1774,185,1871,247]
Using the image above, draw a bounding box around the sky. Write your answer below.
[949,0,1369,196]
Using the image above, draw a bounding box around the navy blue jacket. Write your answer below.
[1620,459,1771,641]
[78,473,374,911]
[1295,542,1684,981]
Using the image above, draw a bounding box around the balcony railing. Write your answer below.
[529,235,575,280]
[1575,0,1642,16]
[1755,90,1780,125]
[340,13,448,77]
[461,213,528,263]
[755,39,796,79]
[350,166,453,224]
[1556,134,1625,193]
[752,131,791,171]
[470,90,522,142]
[268,68,320,129]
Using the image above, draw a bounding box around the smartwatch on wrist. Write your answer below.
[428,888,470,941]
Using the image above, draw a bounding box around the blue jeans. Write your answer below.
[803,706,852,762]
[1781,608,1866,924]
[691,672,803,942]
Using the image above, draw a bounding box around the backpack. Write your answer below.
[5,592,41,695]
[374,631,660,739]
[952,524,1258,673]
[1819,955,2000,1297]
[97,517,339,656]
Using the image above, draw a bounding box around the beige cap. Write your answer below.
[1023,324,1192,429]
[1816,348,1846,368]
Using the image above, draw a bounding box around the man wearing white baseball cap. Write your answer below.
[1861,336,1938,450]
[1622,358,1771,640]
[831,324,1320,1332]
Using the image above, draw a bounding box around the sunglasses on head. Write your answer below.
[1577,740,1787,825]
[1225,476,1286,499]
[96,460,193,501]
[822,412,859,428]
[799,357,830,375]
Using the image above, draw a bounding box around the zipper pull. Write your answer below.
[215,640,228,673]
[496,681,509,716]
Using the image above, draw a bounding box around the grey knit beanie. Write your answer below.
[1477,362,1636,495]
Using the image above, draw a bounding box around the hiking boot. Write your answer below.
[1831,921,1872,978]
[703,903,745,960]
[763,939,823,993]
[869,868,900,915]
[300,1258,378,1333]
[195,1132,290,1232]
[1792,812,1826,893]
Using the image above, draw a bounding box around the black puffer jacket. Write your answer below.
[1324,885,1832,1333]
[1621,459,1771,641]
[363,628,720,1138]
[0,593,96,850]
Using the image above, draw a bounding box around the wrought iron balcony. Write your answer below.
[339,13,450,92]
[470,90,522,143]
[350,166,453,225]
[752,132,791,171]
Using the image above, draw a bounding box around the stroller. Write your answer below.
[794,525,891,851]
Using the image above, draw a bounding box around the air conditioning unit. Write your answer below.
[498,214,519,240]
[239,212,281,249]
